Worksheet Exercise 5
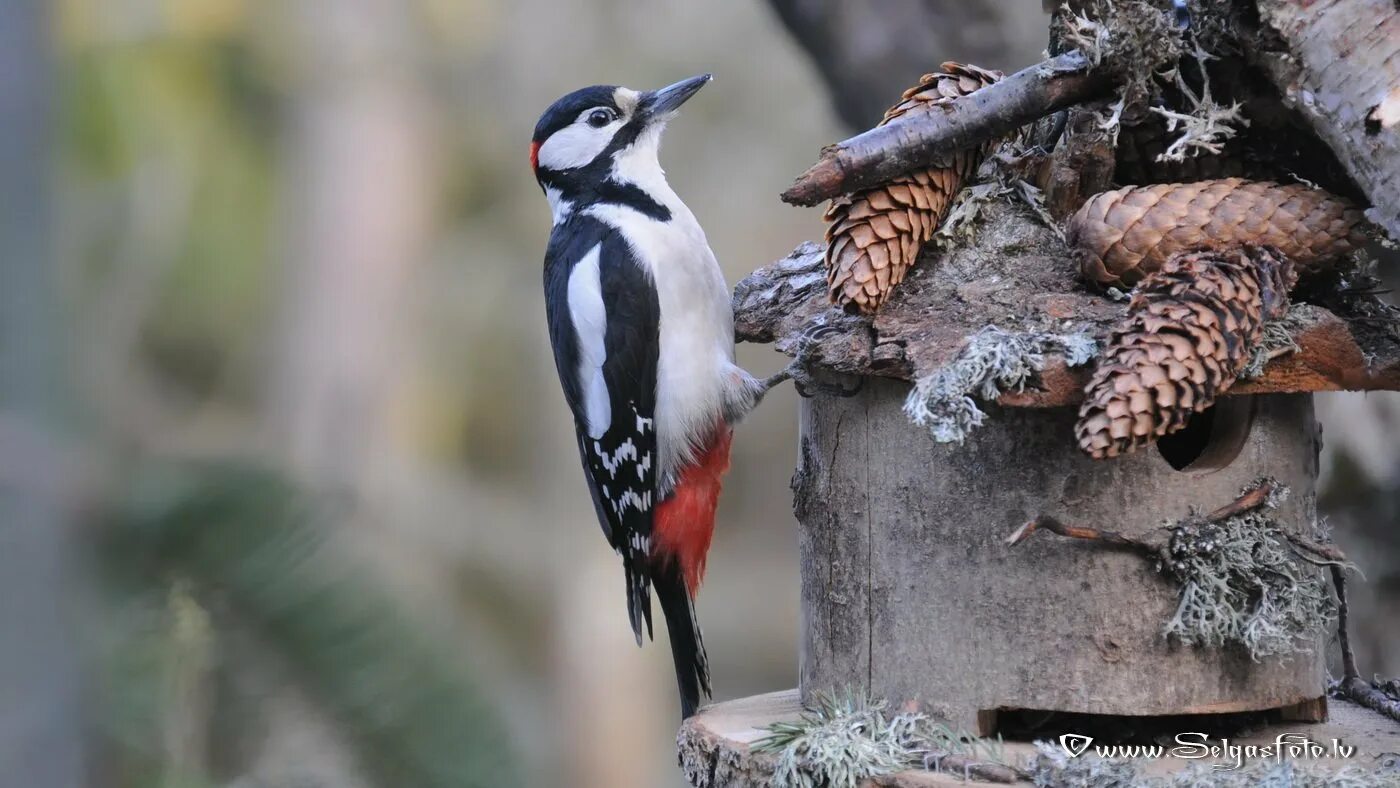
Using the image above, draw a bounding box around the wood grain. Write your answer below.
[794,384,1326,731]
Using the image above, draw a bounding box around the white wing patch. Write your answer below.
[568,244,610,437]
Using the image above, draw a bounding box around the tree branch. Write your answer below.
[781,50,1112,206]
[1249,0,1400,240]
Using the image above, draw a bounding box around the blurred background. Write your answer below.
[2,1,1397,786]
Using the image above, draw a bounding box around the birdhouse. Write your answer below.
[678,186,1400,784]
[733,191,1400,728]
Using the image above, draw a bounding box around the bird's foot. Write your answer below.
[760,323,863,399]
[768,359,863,398]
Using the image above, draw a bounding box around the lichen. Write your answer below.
[932,145,1066,254]
[754,690,1007,788]
[1028,741,1143,788]
[1059,0,1249,164]
[1057,0,1186,120]
[1159,481,1337,661]
[754,690,914,788]
[1149,43,1249,163]
[1242,304,1308,379]
[904,326,1098,444]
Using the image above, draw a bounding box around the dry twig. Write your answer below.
[782,51,1111,206]
[1327,566,1400,724]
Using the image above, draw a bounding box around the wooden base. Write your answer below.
[678,690,1400,787]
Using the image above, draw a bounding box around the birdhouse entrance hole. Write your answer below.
[1156,396,1256,472]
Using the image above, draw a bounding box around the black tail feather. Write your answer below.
[653,562,711,719]
[623,557,654,646]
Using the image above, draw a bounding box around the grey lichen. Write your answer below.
[1060,0,1249,165]
[932,147,1067,252]
[1028,741,1142,788]
[1058,0,1186,118]
[1160,481,1338,661]
[904,326,1098,444]
[1149,43,1248,163]
[753,690,1008,788]
[1028,741,1400,787]
[754,690,915,788]
[1242,305,1308,379]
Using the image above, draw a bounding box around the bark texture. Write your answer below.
[782,51,1110,206]
[796,382,1325,732]
[1077,247,1297,459]
[1067,180,1368,289]
[733,202,1400,404]
[825,64,1002,314]
[1252,0,1400,240]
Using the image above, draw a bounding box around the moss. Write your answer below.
[932,144,1065,254]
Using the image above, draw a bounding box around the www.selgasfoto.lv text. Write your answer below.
[1088,732,1356,771]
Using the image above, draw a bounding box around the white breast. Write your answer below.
[586,198,740,489]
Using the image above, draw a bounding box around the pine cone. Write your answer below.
[1067,179,1366,289]
[824,63,1003,314]
[1076,246,1298,460]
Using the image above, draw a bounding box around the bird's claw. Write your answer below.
[756,321,863,400]
[787,361,863,399]
[787,321,863,398]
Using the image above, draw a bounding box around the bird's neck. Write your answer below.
[543,148,679,226]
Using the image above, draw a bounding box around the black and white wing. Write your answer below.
[543,214,661,643]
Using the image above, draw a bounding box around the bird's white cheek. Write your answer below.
[537,124,612,170]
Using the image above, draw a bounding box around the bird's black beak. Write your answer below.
[639,74,712,121]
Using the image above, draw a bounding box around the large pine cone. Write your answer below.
[824,63,1002,314]
[1067,179,1366,289]
[1076,246,1298,460]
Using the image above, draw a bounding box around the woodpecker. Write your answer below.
[531,74,793,719]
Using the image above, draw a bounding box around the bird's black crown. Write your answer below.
[532,85,620,144]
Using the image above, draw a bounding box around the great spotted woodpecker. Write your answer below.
[531,75,796,719]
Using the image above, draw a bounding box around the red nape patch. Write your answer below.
[653,426,733,596]
[529,140,541,171]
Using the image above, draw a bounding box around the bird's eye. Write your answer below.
[587,109,614,128]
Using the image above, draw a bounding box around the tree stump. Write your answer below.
[795,384,1324,733]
